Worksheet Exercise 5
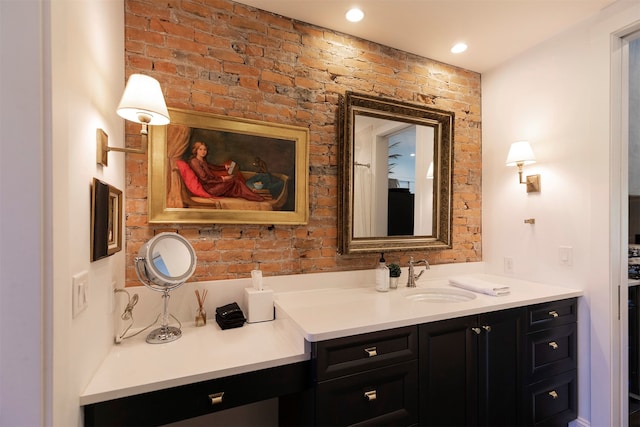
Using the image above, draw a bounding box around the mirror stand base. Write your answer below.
[146,325,182,344]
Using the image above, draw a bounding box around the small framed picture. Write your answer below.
[91,178,122,261]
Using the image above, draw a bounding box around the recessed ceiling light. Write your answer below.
[451,43,468,54]
[346,8,364,22]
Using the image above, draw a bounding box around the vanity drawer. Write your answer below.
[525,370,577,426]
[312,326,417,381]
[526,323,577,382]
[84,361,311,427]
[315,361,418,427]
[526,298,577,332]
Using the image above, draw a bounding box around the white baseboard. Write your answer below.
[570,416,590,427]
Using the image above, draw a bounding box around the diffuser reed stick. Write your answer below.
[195,289,207,326]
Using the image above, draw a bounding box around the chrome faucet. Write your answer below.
[407,256,430,287]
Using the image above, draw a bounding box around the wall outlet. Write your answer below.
[72,271,89,318]
[503,257,514,274]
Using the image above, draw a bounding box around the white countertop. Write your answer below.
[274,274,583,341]
[81,272,582,406]
[79,317,308,405]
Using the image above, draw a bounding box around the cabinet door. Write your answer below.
[478,308,525,426]
[315,361,418,427]
[419,315,477,426]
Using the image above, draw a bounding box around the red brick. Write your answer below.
[124,0,482,284]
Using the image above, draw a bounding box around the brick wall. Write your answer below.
[124,0,482,286]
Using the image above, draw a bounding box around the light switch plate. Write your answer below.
[503,256,514,274]
[559,246,573,267]
[72,271,89,318]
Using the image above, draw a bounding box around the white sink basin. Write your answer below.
[405,287,477,303]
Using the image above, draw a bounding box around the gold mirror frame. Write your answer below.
[338,92,454,254]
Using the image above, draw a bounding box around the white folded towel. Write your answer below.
[449,275,510,296]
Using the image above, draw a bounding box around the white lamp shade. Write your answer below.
[505,141,536,166]
[117,74,170,125]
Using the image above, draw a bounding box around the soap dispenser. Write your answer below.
[375,253,390,292]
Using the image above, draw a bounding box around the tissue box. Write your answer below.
[243,287,274,323]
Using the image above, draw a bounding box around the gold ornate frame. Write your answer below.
[148,108,309,225]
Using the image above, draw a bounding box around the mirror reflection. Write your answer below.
[338,92,454,254]
[150,237,194,278]
[354,116,435,238]
[152,253,171,276]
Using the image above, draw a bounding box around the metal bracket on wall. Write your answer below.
[526,174,541,193]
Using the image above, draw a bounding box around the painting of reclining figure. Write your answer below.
[149,108,309,225]
[177,129,292,210]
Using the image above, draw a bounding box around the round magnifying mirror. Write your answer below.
[135,232,197,343]
[137,232,197,290]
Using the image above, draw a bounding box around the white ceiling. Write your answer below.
[234,0,618,73]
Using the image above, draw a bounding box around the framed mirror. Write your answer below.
[338,92,454,254]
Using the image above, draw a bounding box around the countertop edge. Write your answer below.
[292,290,583,342]
[80,274,582,407]
[79,318,309,406]
[79,353,309,406]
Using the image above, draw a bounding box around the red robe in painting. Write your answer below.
[189,158,264,202]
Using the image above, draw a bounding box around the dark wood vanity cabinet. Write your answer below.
[282,299,578,427]
[85,299,578,427]
[314,326,418,426]
[84,361,311,427]
[418,307,525,426]
[522,298,578,426]
[629,286,640,396]
[281,325,419,427]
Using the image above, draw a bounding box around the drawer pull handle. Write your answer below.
[482,325,491,332]
[364,347,377,357]
[549,310,559,318]
[209,392,224,405]
[471,327,481,335]
[364,390,377,401]
[549,341,559,350]
[548,390,559,399]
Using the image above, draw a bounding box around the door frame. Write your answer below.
[614,26,640,427]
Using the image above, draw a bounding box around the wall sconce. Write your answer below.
[505,140,540,193]
[97,74,170,166]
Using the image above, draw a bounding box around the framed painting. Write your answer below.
[91,178,123,261]
[148,108,309,225]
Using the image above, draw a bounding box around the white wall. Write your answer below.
[482,1,640,425]
[50,1,126,426]
[0,1,49,425]
[1,0,125,426]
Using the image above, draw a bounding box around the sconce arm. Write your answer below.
[516,162,525,184]
[97,123,149,166]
